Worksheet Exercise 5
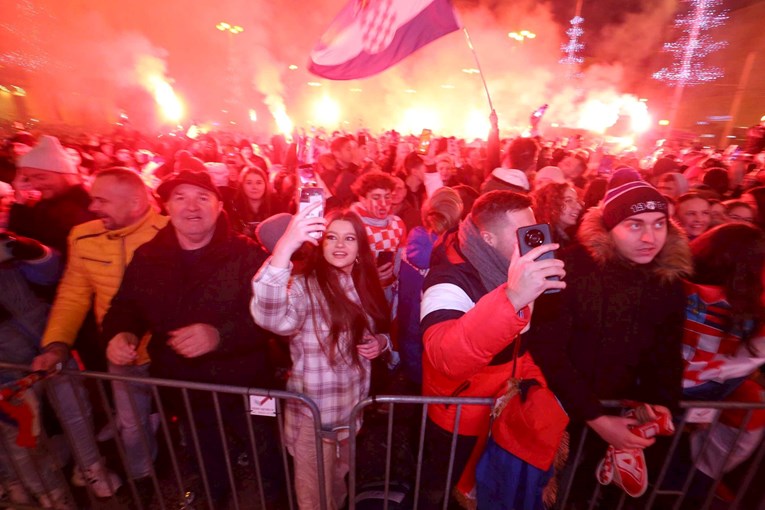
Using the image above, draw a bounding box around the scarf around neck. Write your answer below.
[350,202,390,228]
[458,214,510,292]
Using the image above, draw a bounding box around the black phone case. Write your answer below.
[516,223,560,293]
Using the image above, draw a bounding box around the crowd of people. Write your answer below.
[0,117,764,510]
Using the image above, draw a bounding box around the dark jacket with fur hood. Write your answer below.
[527,207,692,423]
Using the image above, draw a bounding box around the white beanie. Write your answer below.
[17,135,77,174]
[490,167,530,191]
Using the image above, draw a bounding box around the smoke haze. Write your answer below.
[0,0,683,137]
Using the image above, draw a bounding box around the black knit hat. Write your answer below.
[602,171,668,231]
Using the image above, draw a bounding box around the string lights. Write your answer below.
[560,16,585,79]
[653,0,728,86]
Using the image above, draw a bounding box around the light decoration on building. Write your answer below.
[560,16,585,79]
[653,0,728,85]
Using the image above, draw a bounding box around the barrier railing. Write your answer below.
[0,362,763,510]
[0,362,326,510]
[347,396,765,510]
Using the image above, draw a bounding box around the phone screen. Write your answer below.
[417,129,432,155]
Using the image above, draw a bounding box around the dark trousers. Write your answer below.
[184,390,284,505]
[418,418,477,510]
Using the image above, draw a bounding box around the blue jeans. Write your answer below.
[48,361,157,479]
[45,358,101,470]
[109,362,156,479]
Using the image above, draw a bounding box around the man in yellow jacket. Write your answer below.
[32,167,167,498]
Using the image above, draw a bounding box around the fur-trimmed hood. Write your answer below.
[576,207,692,284]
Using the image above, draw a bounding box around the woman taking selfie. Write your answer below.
[251,204,390,510]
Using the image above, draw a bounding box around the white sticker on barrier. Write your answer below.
[249,395,277,417]
[686,407,718,423]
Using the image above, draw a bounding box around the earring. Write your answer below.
[355,256,360,264]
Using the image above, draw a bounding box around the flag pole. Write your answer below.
[462,27,495,113]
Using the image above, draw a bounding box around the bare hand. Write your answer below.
[588,415,655,450]
[271,202,327,268]
[107,332,140,366]
[167,324,220,358]
[377,262,394,283]
[31,345,68,372]
[357,334,387,360]
[505,243,566,310]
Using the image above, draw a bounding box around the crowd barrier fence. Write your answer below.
[0,363,763,510]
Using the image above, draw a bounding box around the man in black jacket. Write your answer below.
[528,171,692,505]
[103,171,276,505]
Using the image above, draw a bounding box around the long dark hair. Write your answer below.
[690,223,765,344]
[301,210,390,368]
[233,166,273,224]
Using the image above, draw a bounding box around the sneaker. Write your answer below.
[71,460,123,498]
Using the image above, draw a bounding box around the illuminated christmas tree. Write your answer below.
[560,16,585,80]
[653,0,728,86]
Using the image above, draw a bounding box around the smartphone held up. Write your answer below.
[516,223,560,294]
[298,185,325,239]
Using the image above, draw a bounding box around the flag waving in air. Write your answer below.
[309,0,461,80]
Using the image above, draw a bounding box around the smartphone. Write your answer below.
[417,129,432,155]
[376,251,394,267]
[298,186,325,239]
[516,223,559,294]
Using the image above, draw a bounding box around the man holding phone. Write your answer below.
[527,170,691,504]
[418,190,566,509]
[350,171,406,306]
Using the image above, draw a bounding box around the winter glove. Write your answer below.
[0,232,47,261]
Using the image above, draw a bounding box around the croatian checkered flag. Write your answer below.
[309,0,460,80]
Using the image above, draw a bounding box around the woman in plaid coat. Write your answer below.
[251,205,390,510]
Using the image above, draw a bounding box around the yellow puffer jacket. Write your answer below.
[42,208,168,365]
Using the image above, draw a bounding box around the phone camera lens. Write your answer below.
[524,229,545,247]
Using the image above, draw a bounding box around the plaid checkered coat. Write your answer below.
[251,261,372,445]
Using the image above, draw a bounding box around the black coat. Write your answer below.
[102,215,272,388]
[9,185,94,259]
[527,208,692,423]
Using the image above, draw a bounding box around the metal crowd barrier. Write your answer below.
[347,396,765,510]
[0,362,763,510]
[0,362,327,510]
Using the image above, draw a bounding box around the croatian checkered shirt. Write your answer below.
[682,281,765,388]
[251,261,371,445]
[363,215,406,257]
